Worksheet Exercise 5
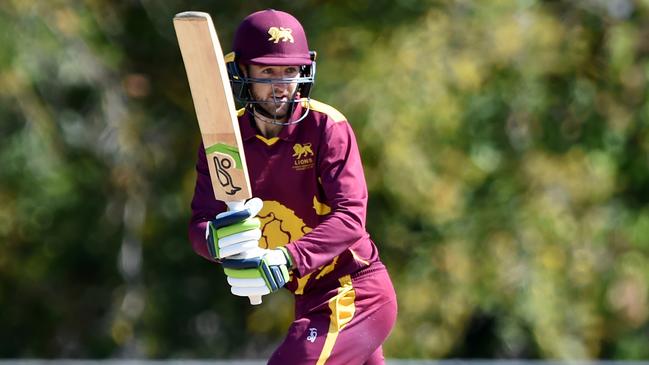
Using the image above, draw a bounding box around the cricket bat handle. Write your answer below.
[235,245,265,305]
[226,200,264,306]
[232,243,264,306]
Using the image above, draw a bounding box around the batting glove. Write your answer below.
[206,198,263,259]
[222,247,293,297]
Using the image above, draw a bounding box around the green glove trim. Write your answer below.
[217,218,260,238]
[223,267,261,279]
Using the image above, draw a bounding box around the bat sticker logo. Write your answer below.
[268,27,294,43]
[213,153,241,195]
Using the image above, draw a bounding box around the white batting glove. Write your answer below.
[205,198,263,259]
[222,247,293,297]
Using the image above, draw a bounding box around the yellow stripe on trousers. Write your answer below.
[316,275,356,365]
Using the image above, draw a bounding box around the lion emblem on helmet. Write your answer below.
[267,26,294,43]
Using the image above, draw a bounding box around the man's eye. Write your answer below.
[285,68,299,75]
[261,69,274,75]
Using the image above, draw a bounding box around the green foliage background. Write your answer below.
[1,0,649,360]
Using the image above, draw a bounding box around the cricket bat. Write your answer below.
[173,11,262,305]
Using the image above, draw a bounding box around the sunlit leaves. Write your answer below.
[321,0,649,359]
[2,0,649,360]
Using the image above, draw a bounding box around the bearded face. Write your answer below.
[246,64,300,121]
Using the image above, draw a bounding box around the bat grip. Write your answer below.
[225,200,246,211]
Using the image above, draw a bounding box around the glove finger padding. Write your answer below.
[227,277,267,288]
[218,239,260,258]
[206,198,264,259]
[219,229,261,248]
[207,218,261,259]
[231,285,271,297]
[226,277,271,297]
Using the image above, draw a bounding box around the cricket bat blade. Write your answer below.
[174,11,261,306]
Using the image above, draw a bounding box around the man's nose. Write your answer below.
[273,83,289,94]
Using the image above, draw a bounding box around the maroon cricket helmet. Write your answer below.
[233,9,312,66]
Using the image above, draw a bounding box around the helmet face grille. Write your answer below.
[226,52,316,104]
[226,53,317,126]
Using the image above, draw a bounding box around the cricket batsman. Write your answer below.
[189,9,398,364]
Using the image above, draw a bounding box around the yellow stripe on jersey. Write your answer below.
[237,107,245,117]
[301,99,347,123]
[255,135,280,146]
[316,275,356,365]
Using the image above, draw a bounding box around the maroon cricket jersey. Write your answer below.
[189,99,383,295]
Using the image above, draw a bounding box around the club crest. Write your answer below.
[292,143,315,171]
[268,27,294,43]
[292,143,313,159]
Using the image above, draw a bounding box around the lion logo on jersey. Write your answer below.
[257,201,311,249]
[258,200,339,294]
[292,143,314,159]
[267,27,294,43]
